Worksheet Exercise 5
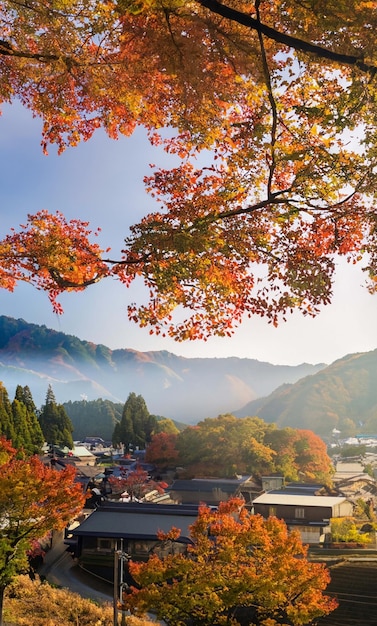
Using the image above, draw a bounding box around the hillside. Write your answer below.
[0,316,325,424]
[234,350,377,438]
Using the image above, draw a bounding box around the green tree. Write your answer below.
[10,399,30,452]
[63,398,122,441]
[124,498,337,625]
[112,393,156,451]
[13,385,44,454]
[0,384,14,444]
[0,383,44,455]
[152,418,180,436]
[330,517,372,545]
[0,437,85,626]
[340,443,366,458]
[39,385,74,449]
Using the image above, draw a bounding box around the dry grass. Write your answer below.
[4,575,156,626]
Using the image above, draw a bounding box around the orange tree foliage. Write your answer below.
[0,437,85,626]
[108,464,165,501]
[123,498,337,625]
[1,1,377,337]
[172,414,333,483]
[145,432,179,468]
[263,427,334,484]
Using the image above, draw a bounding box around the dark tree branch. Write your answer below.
[48,268,105,288]
[0,39,60,62]
[254,0,277,199]
[196,0,377,75]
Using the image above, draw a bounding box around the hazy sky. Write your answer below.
[1,102,376,366]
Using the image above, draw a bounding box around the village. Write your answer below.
[36,435,377,626]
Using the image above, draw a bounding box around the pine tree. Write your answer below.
[39,385,74,449]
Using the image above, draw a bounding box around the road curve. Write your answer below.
[38,533,114,604]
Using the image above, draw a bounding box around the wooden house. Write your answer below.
[65,502,200,582]
[252,490,353,544]
[167,476,262,507]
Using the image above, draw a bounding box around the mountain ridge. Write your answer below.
[0,315,325,423]
[234,349,377,438]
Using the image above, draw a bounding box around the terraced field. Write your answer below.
[316,561,377,625]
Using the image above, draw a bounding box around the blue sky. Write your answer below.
[0,102,376,366]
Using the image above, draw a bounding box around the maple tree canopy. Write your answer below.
[0,437,85,625]
[124,498,337,625]
[1,0,377,339]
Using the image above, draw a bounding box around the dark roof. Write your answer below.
[71,502,200,542]
[168,478,253,494]
[267,483,326,496]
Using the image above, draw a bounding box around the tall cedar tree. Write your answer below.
[0,437,85,626]
[0,383,15,444]
[124,498,337,625]
[0,2,377,337]
[0,383,44,455]
[112,392,157,451]
[39,385,74,449]
[12,385,44,454]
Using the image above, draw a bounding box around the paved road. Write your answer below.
[38,535,114,605]
[38,534,164,624]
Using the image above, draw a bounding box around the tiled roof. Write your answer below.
[71,502,199,542]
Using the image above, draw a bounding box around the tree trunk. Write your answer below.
[0,584,6,626]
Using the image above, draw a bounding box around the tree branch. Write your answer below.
[255,0,277,199]
[0,39,61,62]
[196,0,377,75]
[48,268,105,288]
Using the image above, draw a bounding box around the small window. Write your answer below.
[97,538,113,552]
[295,507,305,519]
[131,541,154,557]
[269,506,277,517]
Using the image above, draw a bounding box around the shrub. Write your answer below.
[4,575,156,626]
[330,517,372,544]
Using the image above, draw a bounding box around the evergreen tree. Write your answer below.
[0,383,15,444]
[112,392,156,451]
[16,385,36,414]
[13,386,44,455]
[39,385,74,449]
[11,400,30,452]
[63,398,122,441]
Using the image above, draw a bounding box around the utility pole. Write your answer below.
[113,539,130,626]
[113,541,119,626]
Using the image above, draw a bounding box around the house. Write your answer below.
[252,487,353,544]
[66,445,98,466]
[65,502,200,582]
[167,476,262,507]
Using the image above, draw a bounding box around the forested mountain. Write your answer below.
[0,316,324,423]
[234,350,377,439]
